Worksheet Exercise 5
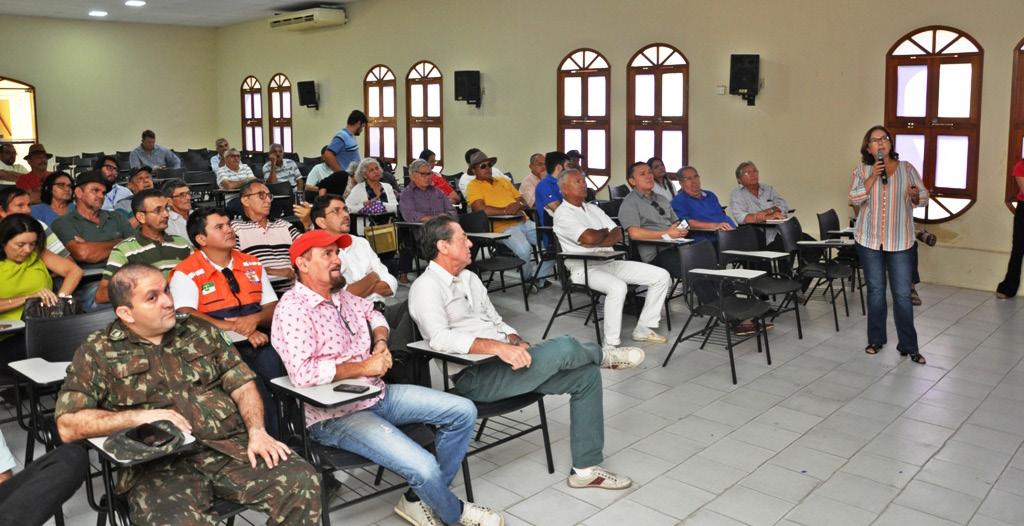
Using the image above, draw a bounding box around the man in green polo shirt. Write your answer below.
[94,188,191,305]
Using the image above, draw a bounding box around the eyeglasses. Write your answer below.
[52,182,72,189]
[870,136,891,144]
[474,163,491,170]
[242,191,272,200]
[221,268,241,294]
[103,164,118,171]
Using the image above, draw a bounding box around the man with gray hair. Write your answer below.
[553,168,671,350]
[263,143,301,187]
[210,137,230,172]
[161,179,192,240]
[519,153,545,208]
[729,161,789,248]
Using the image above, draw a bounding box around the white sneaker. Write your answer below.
[459,502,504,526]
[394,495,439,526]
[631,327,668,344]
[567,466,633,490]
[600,345,645,369]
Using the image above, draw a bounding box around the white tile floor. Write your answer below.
[6,281,1024,525]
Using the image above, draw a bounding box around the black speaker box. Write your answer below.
[297,81,317,106]
[454,71,481,106]
[729,55,760,96]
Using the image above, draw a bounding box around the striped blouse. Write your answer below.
[848,161,928,252]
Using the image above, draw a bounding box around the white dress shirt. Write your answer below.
[341,235,398,303]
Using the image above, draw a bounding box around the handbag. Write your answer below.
[22,296,82,320]
[359,199,388,215]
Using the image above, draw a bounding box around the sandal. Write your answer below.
[865,344,882,355]
[908,353,926,365]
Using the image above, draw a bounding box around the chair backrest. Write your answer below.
[185,171,216,184]
[717,226,759,266]
[609,184,630,200]
[283,152,299,163]
[267,181,292,196]
[817,209,840,239]
[775,216,804,254]
[597,199,621,219]
[678,240,721,305]
[302,156,322,165]
[458,210,491,234]
[26,309,117,362]
[80,152,104,159]
[154,167,185,179]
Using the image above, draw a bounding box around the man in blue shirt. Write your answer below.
[670,166,735,241]
[129,129,180,169]
[324,110,367,173]
[534,151,569,227]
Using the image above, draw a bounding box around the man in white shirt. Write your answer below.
[553,168,672,351]
[310,194,397,305]
[0,142,28,184]
[210,138,230,172]
[263,143,301,187]
[409,215,640,492]
[161,179,192,242]
[216,148,257,190]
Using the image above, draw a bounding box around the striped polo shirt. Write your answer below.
[848,161,928,252]
[231,217,300,271]
[103,232,193,278]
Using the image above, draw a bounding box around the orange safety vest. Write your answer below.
[170,249,264,319]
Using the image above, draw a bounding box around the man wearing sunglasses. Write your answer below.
[170,207,284,438]
[57,263,321,525]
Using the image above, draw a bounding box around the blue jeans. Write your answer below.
[857,243,919,354]
[73,280,113,313]
[308,384,476,525]
[499,220,555,281]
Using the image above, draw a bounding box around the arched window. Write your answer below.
[268,73,293,153]
[1006,38,1024,212]
[558,49,611,191]
[240,76,263,153]
[364,65,397,164]
[885,26,983,223]
[0,76,38,161]
[627,44,689,175]
[406,61,443,167]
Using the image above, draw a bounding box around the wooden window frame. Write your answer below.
[626,43,689,176]
[884,25,984,223]
[268,73,293,153]
[240,75,263,153]
[557,48,611,191]
[1006,37,1024,212]
[364,65,398,165]
[405,61,444,167]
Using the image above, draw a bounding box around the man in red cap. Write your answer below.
[272,230,504,526]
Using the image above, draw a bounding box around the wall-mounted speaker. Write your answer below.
[454,71,481,108]
[297,80,318,110]
[729,54,759,105]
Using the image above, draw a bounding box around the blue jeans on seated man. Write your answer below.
[308,384,477,526]
[499,220,555,282]
[857,243,918,354]
[234,341,285,440]
[73,280,113,313]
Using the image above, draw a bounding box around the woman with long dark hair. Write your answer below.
[849,125,928,364]
[646,157,676,201]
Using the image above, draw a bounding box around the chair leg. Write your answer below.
[664,299,672,332]
[590,295,602,347]
[793,292,803,340]
[374,465,385,486]
[663,314,696,367]
[320,473,333,526]
[536,399,555,474]
[519,267,530,312]
[762,318,772,365]
[461,459,474,503]
[841,279,850,317]
[828,281,840,332]
[698,318,715,349]
[542,289,571,339]
[724,321,738,385]
[475,419,488,442]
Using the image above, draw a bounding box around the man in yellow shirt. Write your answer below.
[465,151,553,289]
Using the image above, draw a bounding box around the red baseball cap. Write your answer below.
[289,230,353,266]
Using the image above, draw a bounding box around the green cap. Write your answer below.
[103,420,184,463]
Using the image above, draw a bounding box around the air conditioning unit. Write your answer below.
[269,8,346,31]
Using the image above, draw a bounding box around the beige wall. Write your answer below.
[0,15,218,156]
[4,1,1023,292]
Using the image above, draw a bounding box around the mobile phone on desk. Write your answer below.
[677,219,689,230]
[333,383,371,394]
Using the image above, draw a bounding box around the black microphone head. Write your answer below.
[876,149,885,162]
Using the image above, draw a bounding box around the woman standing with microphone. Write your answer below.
[849,125,929,364]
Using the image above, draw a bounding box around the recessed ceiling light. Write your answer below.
[124,0,146,6]
[88,10,108,16]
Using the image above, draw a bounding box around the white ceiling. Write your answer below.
[0,0,352,27]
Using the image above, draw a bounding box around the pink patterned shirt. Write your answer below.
[271,281,388,426]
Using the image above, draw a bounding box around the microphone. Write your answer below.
[876,150,888,185]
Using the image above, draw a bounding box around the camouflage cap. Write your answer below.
[103,420,184,464]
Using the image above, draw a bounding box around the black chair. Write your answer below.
[608,184,630,200]
[283,152,300,163]
[459,211,530,311]
[54,155,80,172]
[663,240,773,384]
[541,233,624,346]
[171,149,188,158]
[529,225,558,284]
[80,151,105,159]
[597,199,622,221]
[303,156,322,165]
[718,227,803,339]
[777,217,852,332]
[817,209,865,315]
[187,148,208,158]
[153,167,185,179]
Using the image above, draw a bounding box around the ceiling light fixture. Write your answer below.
[124,0,146,6]
[88,10,108,16]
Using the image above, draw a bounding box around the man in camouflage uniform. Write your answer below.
[55,263,321,526]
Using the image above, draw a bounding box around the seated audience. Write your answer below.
[0,186,73,258]
[458,148,510,195]
[617,162,689,274]
[216,148,257,193]
[16,144,51,202]
[519,153,546,208]
[161,179,192,240]
[263,142,301,187]
[418,149,460,204]
[410,215,638,491]
[466,150,552,288]
[94,189,191,304]
[231,180,300,280]
[302,146,333,195]
[0,142,27,183]
[647,157,677,201]
[56,263,320,525]
[324,110,367,173]
[210,137,230,172]
[398,159,456,284]
[553,168,670,350]
[377,159,401,190]
[0,213,82,369]
[51,171,135,311]
[273,230,501,526]
[170,208,284,437]
[345,158,398,215]
[96,156,133,212]
[0,432,88,526]
[113,166,155,217]
[670,166,736,241]
[129,129,181,169]
[31,172,73,225]
[729,161,789,248]
[311,194,398,305]
[534,151,569,227]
